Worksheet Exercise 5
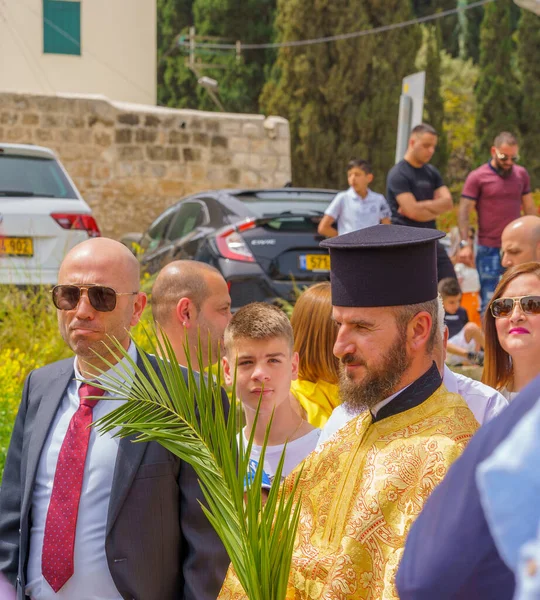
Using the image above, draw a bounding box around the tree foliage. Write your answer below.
[157,0,199,108]
[517,9,540,190]
[422,24,449,179]
[192,0,276,112]
[440,51,478,191]
[474,0,521,163]
[261,0,421,190]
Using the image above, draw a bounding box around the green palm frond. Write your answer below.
[91,325,302,600]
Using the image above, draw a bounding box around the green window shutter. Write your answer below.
[43,0,81,56]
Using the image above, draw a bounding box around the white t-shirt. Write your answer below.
[317,366,508,446]
[500,387,520,403]
[241,428,321,484]
[455,263,481,294]
[324,187,391,235]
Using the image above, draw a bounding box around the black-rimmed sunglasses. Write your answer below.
[490,295,540,318]
[51,284,138,312]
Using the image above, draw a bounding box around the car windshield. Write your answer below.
[237,193,333,218]
[0,155,78,199]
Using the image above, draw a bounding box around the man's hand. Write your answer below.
[317,215,338,238]
[396,193,439,222]
[457,245,474,265]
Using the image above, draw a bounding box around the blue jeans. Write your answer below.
[476,244,503,314]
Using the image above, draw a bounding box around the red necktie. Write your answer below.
[42,382,105,592]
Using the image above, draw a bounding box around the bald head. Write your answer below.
[501,216,540,269]
[56,238,146,377]
[59,237,141,290]
[151,260,224,325]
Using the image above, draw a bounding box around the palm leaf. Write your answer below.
[90,325,302,600]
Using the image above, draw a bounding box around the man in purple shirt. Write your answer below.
[458,131,536,312]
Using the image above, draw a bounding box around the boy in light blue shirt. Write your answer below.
[318,159,391,237]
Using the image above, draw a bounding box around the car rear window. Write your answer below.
[0,155,78,199]
[237,194,333,218]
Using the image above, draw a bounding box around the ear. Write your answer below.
[291,351,299,381]
[175,297,193,327]
[366,173,374,184]
[407,311,433,354]
[490,146,497,158]
[222,355,233,387]
[129,292,147,327]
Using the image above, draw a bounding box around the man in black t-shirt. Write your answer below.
[387,123,456,280]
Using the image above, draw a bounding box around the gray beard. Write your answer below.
[339,331,412,414]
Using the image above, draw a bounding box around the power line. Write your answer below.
[18,0,155,103]
[0,1,56,94]
[175,0,496,52]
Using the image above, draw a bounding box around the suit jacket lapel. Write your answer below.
[21,360,74,520]
[106,352,150,535]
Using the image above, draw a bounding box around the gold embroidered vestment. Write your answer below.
[219,385,478,599]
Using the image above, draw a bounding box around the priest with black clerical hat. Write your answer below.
[219,224,479,600]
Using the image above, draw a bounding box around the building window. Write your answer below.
[43,0,81,56]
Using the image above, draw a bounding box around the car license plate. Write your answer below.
[0,237,34,257]
[299,254,330,272]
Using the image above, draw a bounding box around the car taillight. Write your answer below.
[51,213,101,238]
[216,219,256,262]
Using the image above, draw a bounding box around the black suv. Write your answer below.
[126,188,337,309]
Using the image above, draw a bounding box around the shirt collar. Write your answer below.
[487,159,512,178]
[370,383,413,418]
[74,340,138,394]
[348,186,371,200]
[371,362,442,423]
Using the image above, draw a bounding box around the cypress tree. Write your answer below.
[192,0,276,113]
[517,8,540,190]
[157,0,198,108]
[423,23,449,179]
[412,0,459,56]
[460,0,484,63]
[261,0,421,189]
[474,0,520,163]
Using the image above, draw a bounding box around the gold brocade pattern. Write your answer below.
[219,386,479,600]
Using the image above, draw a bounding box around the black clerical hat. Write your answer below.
[320,225,445,307]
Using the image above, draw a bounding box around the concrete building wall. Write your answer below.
[0,92,292,239]
[0,0,156,105]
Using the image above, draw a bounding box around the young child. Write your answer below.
[455,226,482,327]
[222,303,320,484]
[438,277,485,366]
[317,159,391,238]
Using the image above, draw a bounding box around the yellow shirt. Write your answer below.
[290,378,340,428]
[219,384,479,600]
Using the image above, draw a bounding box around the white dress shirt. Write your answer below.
[26,343,137,600]
[324,187,392,234]
[318,366,508,447]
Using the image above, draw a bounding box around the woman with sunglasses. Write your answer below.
[483,262,540,401]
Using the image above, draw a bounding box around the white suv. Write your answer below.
[0,143,100,285]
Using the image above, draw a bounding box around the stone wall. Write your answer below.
[0,92,291,239]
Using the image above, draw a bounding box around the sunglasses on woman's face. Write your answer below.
[51,284,138,312]
[490,295,540,318]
